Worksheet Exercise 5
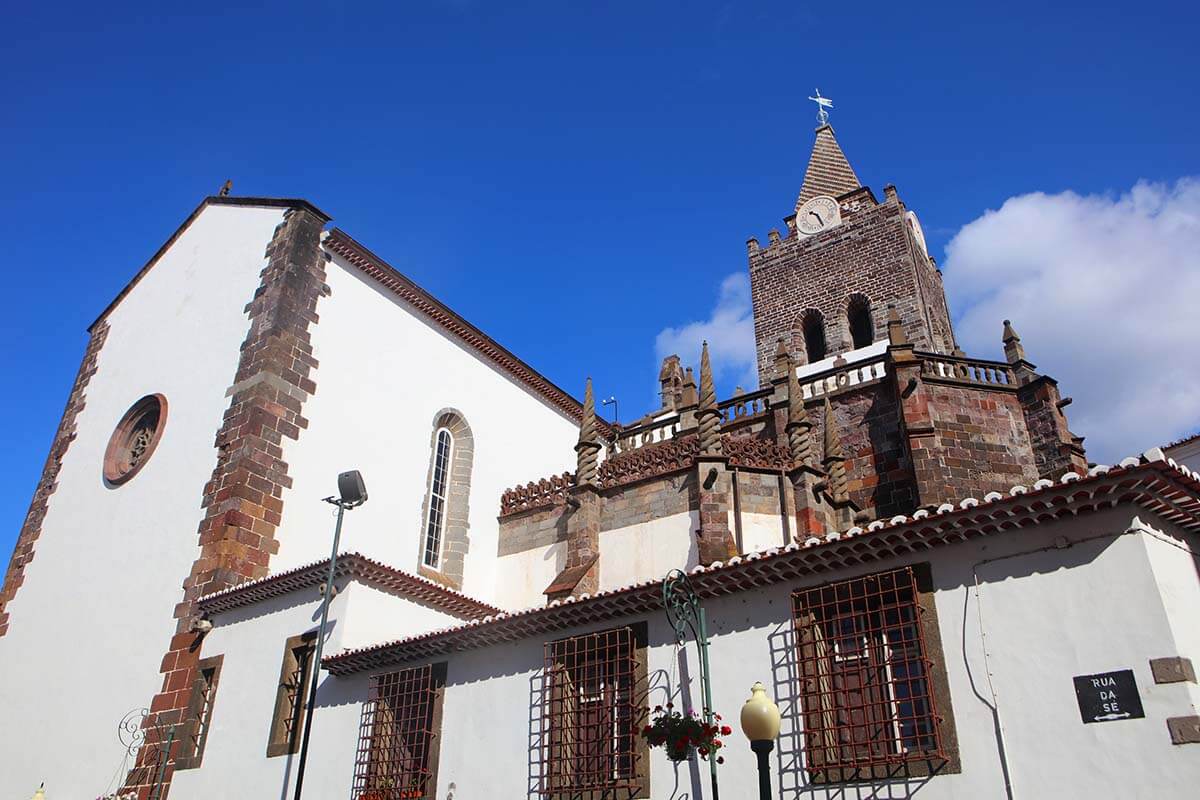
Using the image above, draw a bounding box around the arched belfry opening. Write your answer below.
[848,294,874,349]
[801,309,827,363]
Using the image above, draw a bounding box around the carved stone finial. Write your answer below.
[1002,319,1027,364]
[219,179,232,197]
[575,377,601,486]
[822,397,848,502]
[774,337,790,378]
[887,304,908,347]
[681,367,698,407]
[786,355,813,465]
[658,354,685,410]
[697,341,722,456]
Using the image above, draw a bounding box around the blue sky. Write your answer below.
[2,1,1197,564]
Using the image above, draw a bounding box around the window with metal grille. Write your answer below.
[540,626,647,799]
[792,567,948,780]
[267,632,317,757]
[353,663,446,800]
[176,655,223,770]
[422,428,453,569]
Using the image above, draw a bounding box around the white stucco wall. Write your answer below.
[169,579,462,800]
[494,540,566,610]
[740,510,787,555]
[271,252,579,605]
[234,504,1200,800]
[0,204,284,800]
[599,512,699,593]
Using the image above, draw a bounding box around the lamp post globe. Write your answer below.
[740,682,781,800]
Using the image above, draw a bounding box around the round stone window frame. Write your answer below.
[103,394,168,486]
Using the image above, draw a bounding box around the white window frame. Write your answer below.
[422,427,454,569]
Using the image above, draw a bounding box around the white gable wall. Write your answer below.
[272,254,578,603]
[0,204,284,800]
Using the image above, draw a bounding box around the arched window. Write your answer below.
[802,310,828,363]
[848,295,874,349]
[418,410,474,588]
[422,427,453,569]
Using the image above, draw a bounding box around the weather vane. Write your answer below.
[808,88,833,126]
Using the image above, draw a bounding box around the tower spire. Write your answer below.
[796,125,861,208]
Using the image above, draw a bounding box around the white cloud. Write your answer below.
[943,178,1200,462]
[655,273,758,392]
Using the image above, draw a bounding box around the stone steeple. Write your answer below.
[796,125,861,207]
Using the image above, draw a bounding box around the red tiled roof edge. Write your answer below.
[196,552,501,620]
[1165,432,1200,449]
[323,452,1200,676]
[323,228,607,432]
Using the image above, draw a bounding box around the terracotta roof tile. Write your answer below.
[796,125,861,207]
[197,551,501,620]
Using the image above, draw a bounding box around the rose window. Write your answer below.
[103,394,167,485]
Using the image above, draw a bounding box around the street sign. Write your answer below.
[1073,669,1145,724]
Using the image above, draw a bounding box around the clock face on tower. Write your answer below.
[795,195,841,236]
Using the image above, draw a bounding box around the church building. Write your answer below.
[1,123,1198,800]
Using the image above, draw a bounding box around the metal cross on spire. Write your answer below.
[808,88,833,126]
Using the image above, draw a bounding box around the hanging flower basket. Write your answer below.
[639,703,732,764]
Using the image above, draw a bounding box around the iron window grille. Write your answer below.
[422,428,453,569]
[792,567,946,779]
[353,663,445,800]
[176,655,223,770]
[267,632,317,757]
[540,626,644,799]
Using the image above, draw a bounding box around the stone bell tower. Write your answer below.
[747,124,957,385]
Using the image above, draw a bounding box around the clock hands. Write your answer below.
[808,210,824,226]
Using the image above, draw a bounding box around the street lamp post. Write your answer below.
[292,470,368,800]
[740,682,781,800]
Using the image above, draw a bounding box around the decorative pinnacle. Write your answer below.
[697,341,723,456]
[887,304,908,347]
[681,367,698,407]
[575,377,601,486]
[822,397,848,503]
[1002,319,1026,364]
[774,337,790,378]
[786,355,813,465]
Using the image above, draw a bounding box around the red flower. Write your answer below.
[715,714,722,721]
[720,725,732,736]
[699,747,709,756]
[713,738,722,747]
[666,702,674,709]
[654,705,663,712]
